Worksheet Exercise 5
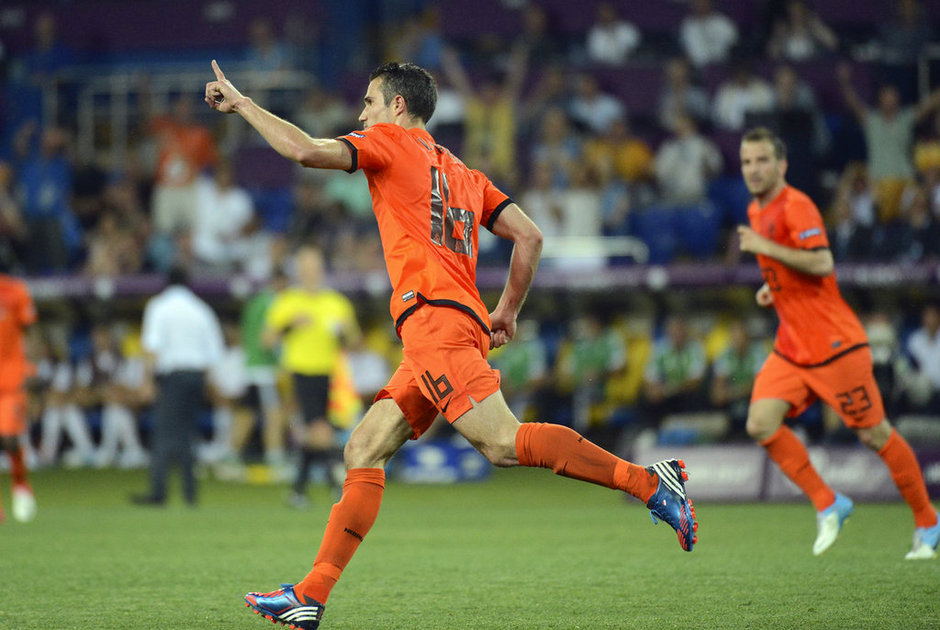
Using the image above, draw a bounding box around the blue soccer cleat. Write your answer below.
[813,493,853,556]
[645,459,698,552]
[245,583,324,630]
[905,520,940,560]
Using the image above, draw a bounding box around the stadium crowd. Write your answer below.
[1,0,939,468]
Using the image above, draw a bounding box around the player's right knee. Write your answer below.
[745,415,777,442]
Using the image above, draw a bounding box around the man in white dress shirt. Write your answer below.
[132,267,225,506]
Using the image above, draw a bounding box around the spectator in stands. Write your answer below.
[519,162,565,243]
[93,323,151,469]
[712,60,774,132]
[766,0,838,62]
[679,0,740,68]
[36,326,96,468]
[914,111,940,199]
[888,186,939,263]
[0,161,27,271]
[770,64,830,159]
[559,162,606,270]
[246,17,295,80]
[865,311,905,418]
[530,106,583,188]
[654,114,723,205]
[829,188,874,262]
[294,86,354,140]
[641,314,708,429]
[877,0,935,101]
[386,9,445,72]
[15,124,79,273]
[555,313,626,430]
[657,57,711,134]
[585,3,641,66]
[568,74,626,136]
[83,210,143,277]
[205,320,249,465]
[488,319,548,420]
[905,303,940,414]
[520,65,571,139]
[441,45,527,189]
[149,96,219,237]
[710,318,766,439]
[838,63,940,216]
[519,4,566,66]
[287,179,347,253]
[192,162,255,273]
[584,116,654,186]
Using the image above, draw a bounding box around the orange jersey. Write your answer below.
[747,185,868,366]
[0,275,37,391]
[339,124,511,333]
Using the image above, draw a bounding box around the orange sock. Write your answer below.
[761,426,834,511]
[296,468,385,604]
[878,429,938,528]
[515,422,657,502]
[9,447,29,487]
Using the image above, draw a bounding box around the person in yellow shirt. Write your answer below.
[264,245,361,507]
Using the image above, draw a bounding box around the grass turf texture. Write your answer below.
[1,467,936,629]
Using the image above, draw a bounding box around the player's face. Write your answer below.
[359,78,396,129]
[740,140,786,197]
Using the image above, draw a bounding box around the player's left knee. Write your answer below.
[856,419,892,450]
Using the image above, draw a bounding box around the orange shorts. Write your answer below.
[0,389,28,436]
[375,305,501,439]
[751,347,885,429]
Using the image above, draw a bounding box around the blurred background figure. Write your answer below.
[133,266,225,506]
[585,2,641,66]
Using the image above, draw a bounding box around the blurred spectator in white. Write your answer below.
[93,325,151,469]
[36,328,95,468]
[530,107,583,188]
[654,115,723,204]
[192,162,255,273]
[712,60,774,131]
[905,303,940,414]
[679,0,739,68]
[149,96,219,236]
[568,74,626,135]
[767,0,838,62]
[231,216,284,283]
[558,162,606,270]
[442,45,527,188]
[205,320,249,464]
[520,162,565,241]
[828,184,874,262]
[585,3,641,66]
[386,8,445,72]
[657,57,711,133]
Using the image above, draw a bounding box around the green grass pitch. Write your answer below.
[1,466,936,629]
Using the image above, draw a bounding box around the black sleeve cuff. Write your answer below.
[486,198,514,231]
[337,137,358,173]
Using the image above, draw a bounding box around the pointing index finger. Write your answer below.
[211,59,225,81]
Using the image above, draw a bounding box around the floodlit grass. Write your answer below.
[0,466,937,629]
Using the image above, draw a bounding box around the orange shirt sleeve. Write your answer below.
[338,125,398,173]
[785,196,829,250]
[479,174,512,231]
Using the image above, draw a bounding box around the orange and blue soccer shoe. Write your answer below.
[245,584,324,630]
[906,521,940,560]
[646,459,698,552]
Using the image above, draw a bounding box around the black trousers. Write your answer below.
[148,370,205,503]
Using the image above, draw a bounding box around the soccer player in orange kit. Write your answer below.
[0,266,38,524]
[737,126,939,559]
[206,60,697,629]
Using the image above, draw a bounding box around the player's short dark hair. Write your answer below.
[742,126,787,160]
[369,62,437,124]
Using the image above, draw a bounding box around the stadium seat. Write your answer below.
[632,206,678,265]
[677,202,721,259]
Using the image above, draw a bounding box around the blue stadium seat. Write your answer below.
[677,202,721,259]
[632,206,678,264]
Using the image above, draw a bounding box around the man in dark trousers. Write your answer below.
[133,267,224,506]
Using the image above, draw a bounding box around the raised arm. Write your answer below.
[915,87,940,123]
[737,225,834,276]
[836,62,867,124]
[205,60,352,170]
[487,203,543,348]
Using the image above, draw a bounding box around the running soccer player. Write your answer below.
[737,126,939,559]
[0,266,38,523]
[206,60,697,630]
